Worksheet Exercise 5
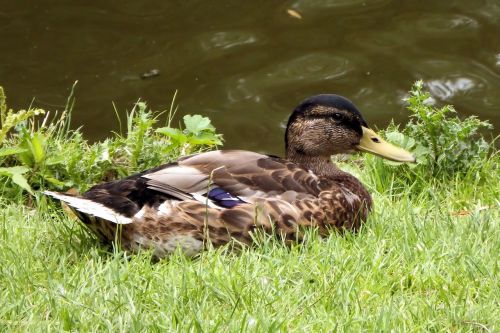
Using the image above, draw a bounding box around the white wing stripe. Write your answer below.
[44,191,133,224]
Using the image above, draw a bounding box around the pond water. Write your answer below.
[1,0,499,155]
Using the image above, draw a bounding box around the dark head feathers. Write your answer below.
[289,94,367,126]
[285,94,369,146]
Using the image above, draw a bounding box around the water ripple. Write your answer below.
[426,78,477,100]
[411,57,500,116]
[224,52,355,102]
[289,0,393,15]
[198,31,263,51]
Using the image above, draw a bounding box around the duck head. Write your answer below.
[285,94,416,163]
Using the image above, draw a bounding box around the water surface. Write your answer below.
[1,0,499,155]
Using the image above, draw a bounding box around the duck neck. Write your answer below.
[286,149,342,178]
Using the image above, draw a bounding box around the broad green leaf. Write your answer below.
[385,131,417,150]
[11,172,34,195]
[156,127,182,138]
[188,132,223,145]
[413,144,430,158]
[156,127,187,144]
[385,131,404,142]
[0,165,30,175]
[183,115,214,135]
[17,130,35,167]
[30,132,46,164]
[0,166,33,194]
[0,146,29,157]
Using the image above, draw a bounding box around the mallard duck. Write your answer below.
[45,95,415,257]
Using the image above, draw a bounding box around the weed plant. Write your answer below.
[0,87,222,198]
[0,83,498,331]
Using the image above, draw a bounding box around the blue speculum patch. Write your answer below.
[207,188,246,208]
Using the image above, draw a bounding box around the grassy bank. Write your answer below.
[0,83,499,331]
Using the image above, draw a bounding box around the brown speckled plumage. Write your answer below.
[46,94,414,258]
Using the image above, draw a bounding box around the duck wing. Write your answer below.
[143,150,322,203]
[50,150,322,227]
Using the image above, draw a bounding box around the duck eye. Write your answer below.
[332,113,342,120]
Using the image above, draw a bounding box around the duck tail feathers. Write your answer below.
[43,190,133,224]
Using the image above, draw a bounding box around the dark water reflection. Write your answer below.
[1,0,499,155]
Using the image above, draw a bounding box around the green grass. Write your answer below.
[1,156,498,332]
[0,83,499,331]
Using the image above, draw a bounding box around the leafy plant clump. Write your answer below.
[0,87,223,200]
[156,114,223,156]
[361,81,497,197]
[396,80,492,176]
[0,87,46,194]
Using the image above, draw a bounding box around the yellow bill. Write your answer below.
[356,126,416,163]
